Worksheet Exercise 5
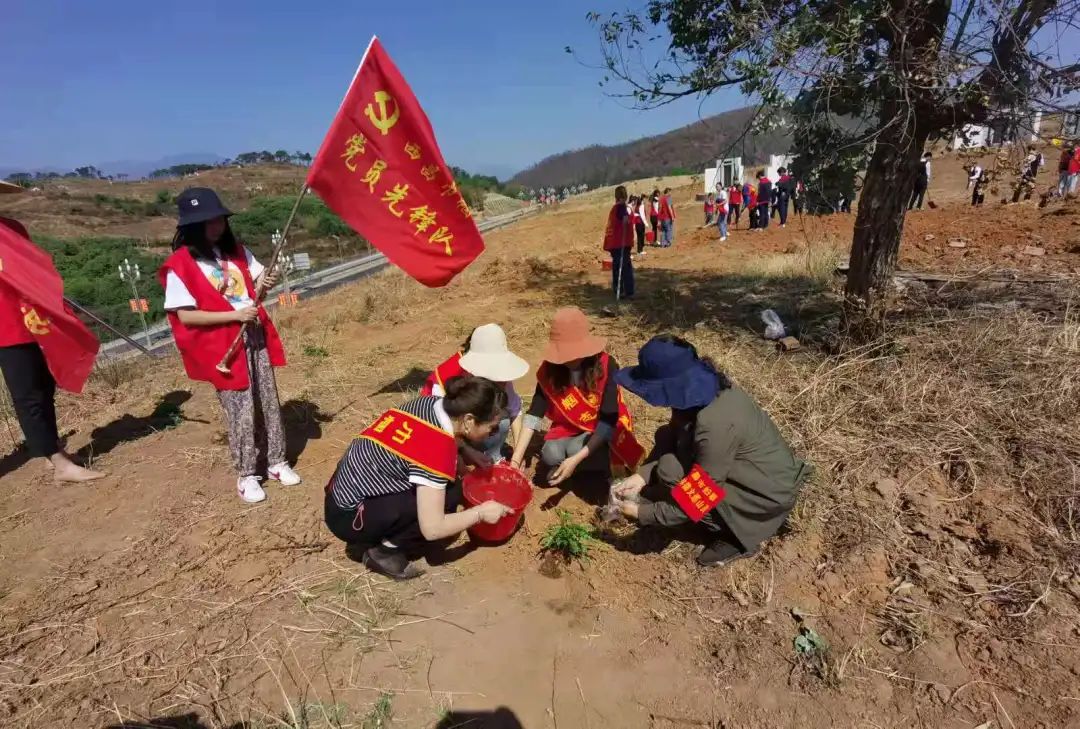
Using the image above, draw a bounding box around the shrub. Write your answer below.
[230,195,362,243]
[540,510,596,561]
[35,236,167,337]
[312,209,352,237]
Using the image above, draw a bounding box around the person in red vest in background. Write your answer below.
[0,189,105,482]
[714,185,729,242]
[657,188,676,247]
[602,185,635,299]
[421,323,529,466]
[727,183,743,228]
[159,188,300,504]
[755,171,773,231]
[1068,145,1080,197]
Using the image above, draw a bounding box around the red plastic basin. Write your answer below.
[462,463,533,543]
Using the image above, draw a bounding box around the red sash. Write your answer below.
[536,354,644,473]
[672,464,726,522]
[421,352,466,396]
[358,407,457,480]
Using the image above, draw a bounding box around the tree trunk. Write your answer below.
[843,116,931,338]
[843,0,949,341]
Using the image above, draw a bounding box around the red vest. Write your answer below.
[158,247,285,391]
[602,203,632,251]
[657,196,674,221]
[421,352,466,396]
[0,218,35,347]
[729,187,742,205]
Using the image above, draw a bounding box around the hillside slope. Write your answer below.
[0,157,1078,727]
[510,106,791,188]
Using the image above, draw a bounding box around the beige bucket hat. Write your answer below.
[459,323,530,382]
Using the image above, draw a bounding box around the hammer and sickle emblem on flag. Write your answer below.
[364,90,400,136]
[20,306,50,336]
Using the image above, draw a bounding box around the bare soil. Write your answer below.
[1,161,1079,728]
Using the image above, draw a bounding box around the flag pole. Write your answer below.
[63,296,153,355]
[216,182,310,374]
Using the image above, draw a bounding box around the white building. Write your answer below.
[704,154,792,196]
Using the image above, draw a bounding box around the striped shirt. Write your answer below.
[330,397,454,510]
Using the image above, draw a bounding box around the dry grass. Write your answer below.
[603,248,1080,644]
[739,236,847,284]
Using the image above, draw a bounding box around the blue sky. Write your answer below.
[0,0,744,178]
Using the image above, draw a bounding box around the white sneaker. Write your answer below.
[268,462,302,486]
[720,236,728,242]
[237,476,267,503]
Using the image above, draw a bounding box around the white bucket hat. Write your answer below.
[459,324,529,382]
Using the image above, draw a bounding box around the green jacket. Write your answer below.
[637,385,809,550]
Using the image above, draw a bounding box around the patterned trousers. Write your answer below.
[216,327,286,477]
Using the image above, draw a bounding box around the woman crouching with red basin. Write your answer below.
[324,375,515,580]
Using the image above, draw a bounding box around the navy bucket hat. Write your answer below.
[176,187,233,227]
[615,336,721,410]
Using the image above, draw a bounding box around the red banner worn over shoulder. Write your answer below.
[672,465,727,523]
[358,408,458,481]
[536,358,645,475]
[307,37,484,288]
[0,224,100,393]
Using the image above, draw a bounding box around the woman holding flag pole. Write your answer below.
[0,187,105,481]
[160,188,300,503]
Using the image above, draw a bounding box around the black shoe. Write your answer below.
[362,545,425,580]
[696,540,756,568]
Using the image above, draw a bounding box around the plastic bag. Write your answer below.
[597,479,640,523]
[760,309,786,340]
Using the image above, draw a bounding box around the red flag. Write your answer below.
[0,223,100,393]
[307,37,484,287]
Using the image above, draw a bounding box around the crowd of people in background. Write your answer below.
[701,167,804,241]
[962,141,1080,207]
[1057,142,1080,198]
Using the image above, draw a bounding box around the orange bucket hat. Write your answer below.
[541,307,606,364]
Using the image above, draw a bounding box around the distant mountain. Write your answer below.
[0,153,228,181]
[98,153,229,179]
[510,107,791,189]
